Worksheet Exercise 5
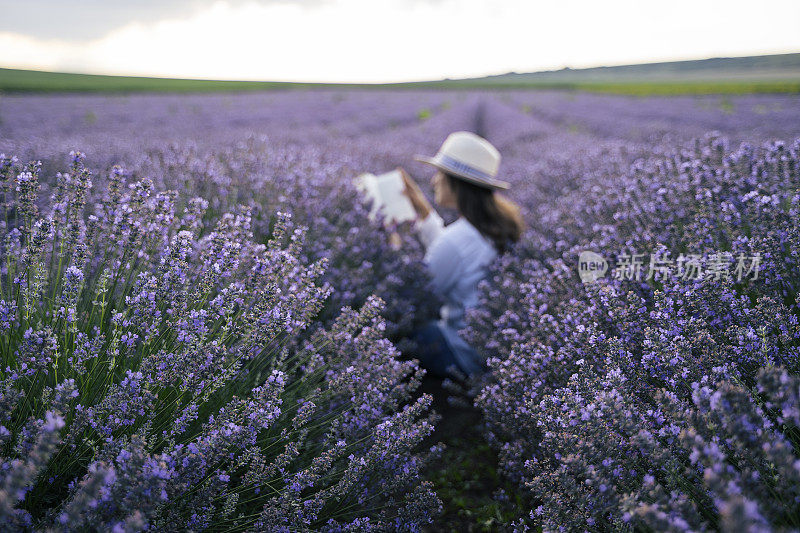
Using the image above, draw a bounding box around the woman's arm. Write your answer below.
[415,210,444,249]
[397,168,444,248]
[398,168,432,219]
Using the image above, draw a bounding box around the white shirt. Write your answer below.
[416,211,498,330]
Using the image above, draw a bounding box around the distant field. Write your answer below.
[2,55,800,96]
[404,78,800,95]
[0,68,321,93]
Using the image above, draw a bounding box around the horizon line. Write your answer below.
[2,50,799,86]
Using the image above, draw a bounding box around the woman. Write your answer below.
[398,131,524,379]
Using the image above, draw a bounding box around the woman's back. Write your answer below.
[422,215,497,329]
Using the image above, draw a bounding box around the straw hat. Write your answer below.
[414,131,510,190]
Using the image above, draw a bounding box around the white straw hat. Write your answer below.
[414,131,509,190]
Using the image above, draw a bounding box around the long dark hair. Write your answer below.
[444,173,524,253]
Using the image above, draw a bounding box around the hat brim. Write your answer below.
[413,155,510,190]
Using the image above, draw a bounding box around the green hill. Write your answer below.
[2,52,799,95]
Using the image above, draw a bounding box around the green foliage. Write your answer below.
[719,96,735,114]
[2,67,798,96]
[426,436,530,532]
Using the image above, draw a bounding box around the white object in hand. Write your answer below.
[354,169,418,224]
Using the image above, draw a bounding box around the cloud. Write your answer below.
[1,0,522,82]
[1,0,799,83]
[0,0,332,41]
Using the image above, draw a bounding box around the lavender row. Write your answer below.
[0,92,487,531]
[468,96,800,530]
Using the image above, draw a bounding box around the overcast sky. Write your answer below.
[1,0,799,83]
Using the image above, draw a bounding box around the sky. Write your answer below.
[1,0,799,83]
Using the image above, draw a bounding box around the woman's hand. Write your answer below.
[398,167,433,220]
[388,231,402,250]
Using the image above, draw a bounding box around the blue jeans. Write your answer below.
[411,320,485,379]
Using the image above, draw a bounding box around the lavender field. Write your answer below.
[1,89,800,531]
